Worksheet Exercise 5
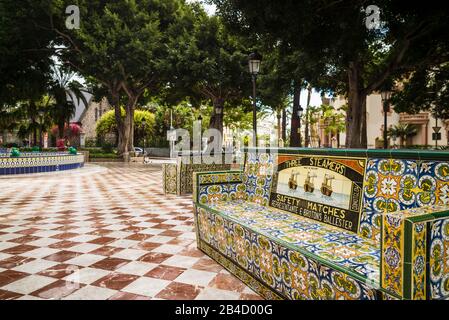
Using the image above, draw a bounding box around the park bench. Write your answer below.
[193,147,449,300]
[162,152,235,195]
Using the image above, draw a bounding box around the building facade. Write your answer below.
[70,95,112,147]
[322,93,449,149]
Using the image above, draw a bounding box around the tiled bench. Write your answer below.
[193,148,449,300]
[162,152,234,195]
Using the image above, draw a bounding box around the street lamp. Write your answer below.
[197,115,203,156]
[248,51,262,147]
[298,105,304,147]
[381,91,392,149]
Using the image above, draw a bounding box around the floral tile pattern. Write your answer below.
[418,161,449,207]
[0,164,259,300]
[243,152,274,206]
[196,206,379,300]
[204,200,380,282]
[429,218,449,300]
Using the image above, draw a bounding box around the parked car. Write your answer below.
[134,147,147,157]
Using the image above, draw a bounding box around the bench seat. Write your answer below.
[201,199,380,282]
[194,150,449,300]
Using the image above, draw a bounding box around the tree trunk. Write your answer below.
[119,96,138,160]
[58,121,64,139]
[304,86,312,147]
[361,98,367,148]
[208,97,224,149]
[290,85,301,147]
[345,62,366,148]
[277,111,281,145]
[282,108,287,142]
[33,120,37,146]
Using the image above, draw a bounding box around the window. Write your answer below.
[95,108,98,121]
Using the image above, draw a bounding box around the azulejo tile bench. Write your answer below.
[193,148,449,300]
[162,152,234,195]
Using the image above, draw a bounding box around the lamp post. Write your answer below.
[381,91,392,149]
[298,105,304,147]
[197,114,203,157]
[248,52,262,147]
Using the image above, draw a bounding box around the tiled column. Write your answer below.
[381,210,449,300]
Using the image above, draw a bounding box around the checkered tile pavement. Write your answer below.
[0,163,261,300]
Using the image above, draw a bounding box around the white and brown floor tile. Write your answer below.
[0,163,261,300]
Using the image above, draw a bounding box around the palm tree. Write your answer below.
[388,123,418,148]
[48,67,88,139]
[305,105,320,147]
[16,96,54,147]
[318,104,346,148]
[324,113,346,148]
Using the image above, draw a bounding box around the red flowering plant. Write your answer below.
[52,123,82,151]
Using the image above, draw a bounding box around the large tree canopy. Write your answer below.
[55,0,195,156]
[166,6,251,144]
[212,0,449,147]
[0,0,55,107]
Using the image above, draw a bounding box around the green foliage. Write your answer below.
[48,67,88,139]
[10,147,20,157]
[213,0,449,147]
[387,124,418,147]
[392,63,449,119]
[89,153,119,159]
[0,0,55,107]
[164,6,251,133]
[58,0,196,153]
[96,109,155,145]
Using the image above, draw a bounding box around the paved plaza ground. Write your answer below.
[0,164,261,300]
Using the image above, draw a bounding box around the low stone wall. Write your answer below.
[146,147,170,157]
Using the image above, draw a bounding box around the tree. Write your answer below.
[212,0,449,148]
[304,86,313,147]
[55,0,194,157]
[48,66,88,139]
[388,124,418,148]
[392,63,449,120]
[306,105,321,147]
[0,0,55,108]
[323,111,346,148]
[96,109,155,147]
[258,47,293,145]
[167,7,250,145]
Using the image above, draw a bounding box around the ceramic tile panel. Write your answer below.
[196,206,380,300]
[381,213,404,297]
[358,211,382,243]
[0,154,84,175]
[417,161,449,207]
[363,158,390,213]
[429,218,449,300]
[244,152,274,206]
[202,200,380,282]
[162,163,177,195]
[409,222,427,300]
[195,171,244,204]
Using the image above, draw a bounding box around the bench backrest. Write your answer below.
[243,148,449,241]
